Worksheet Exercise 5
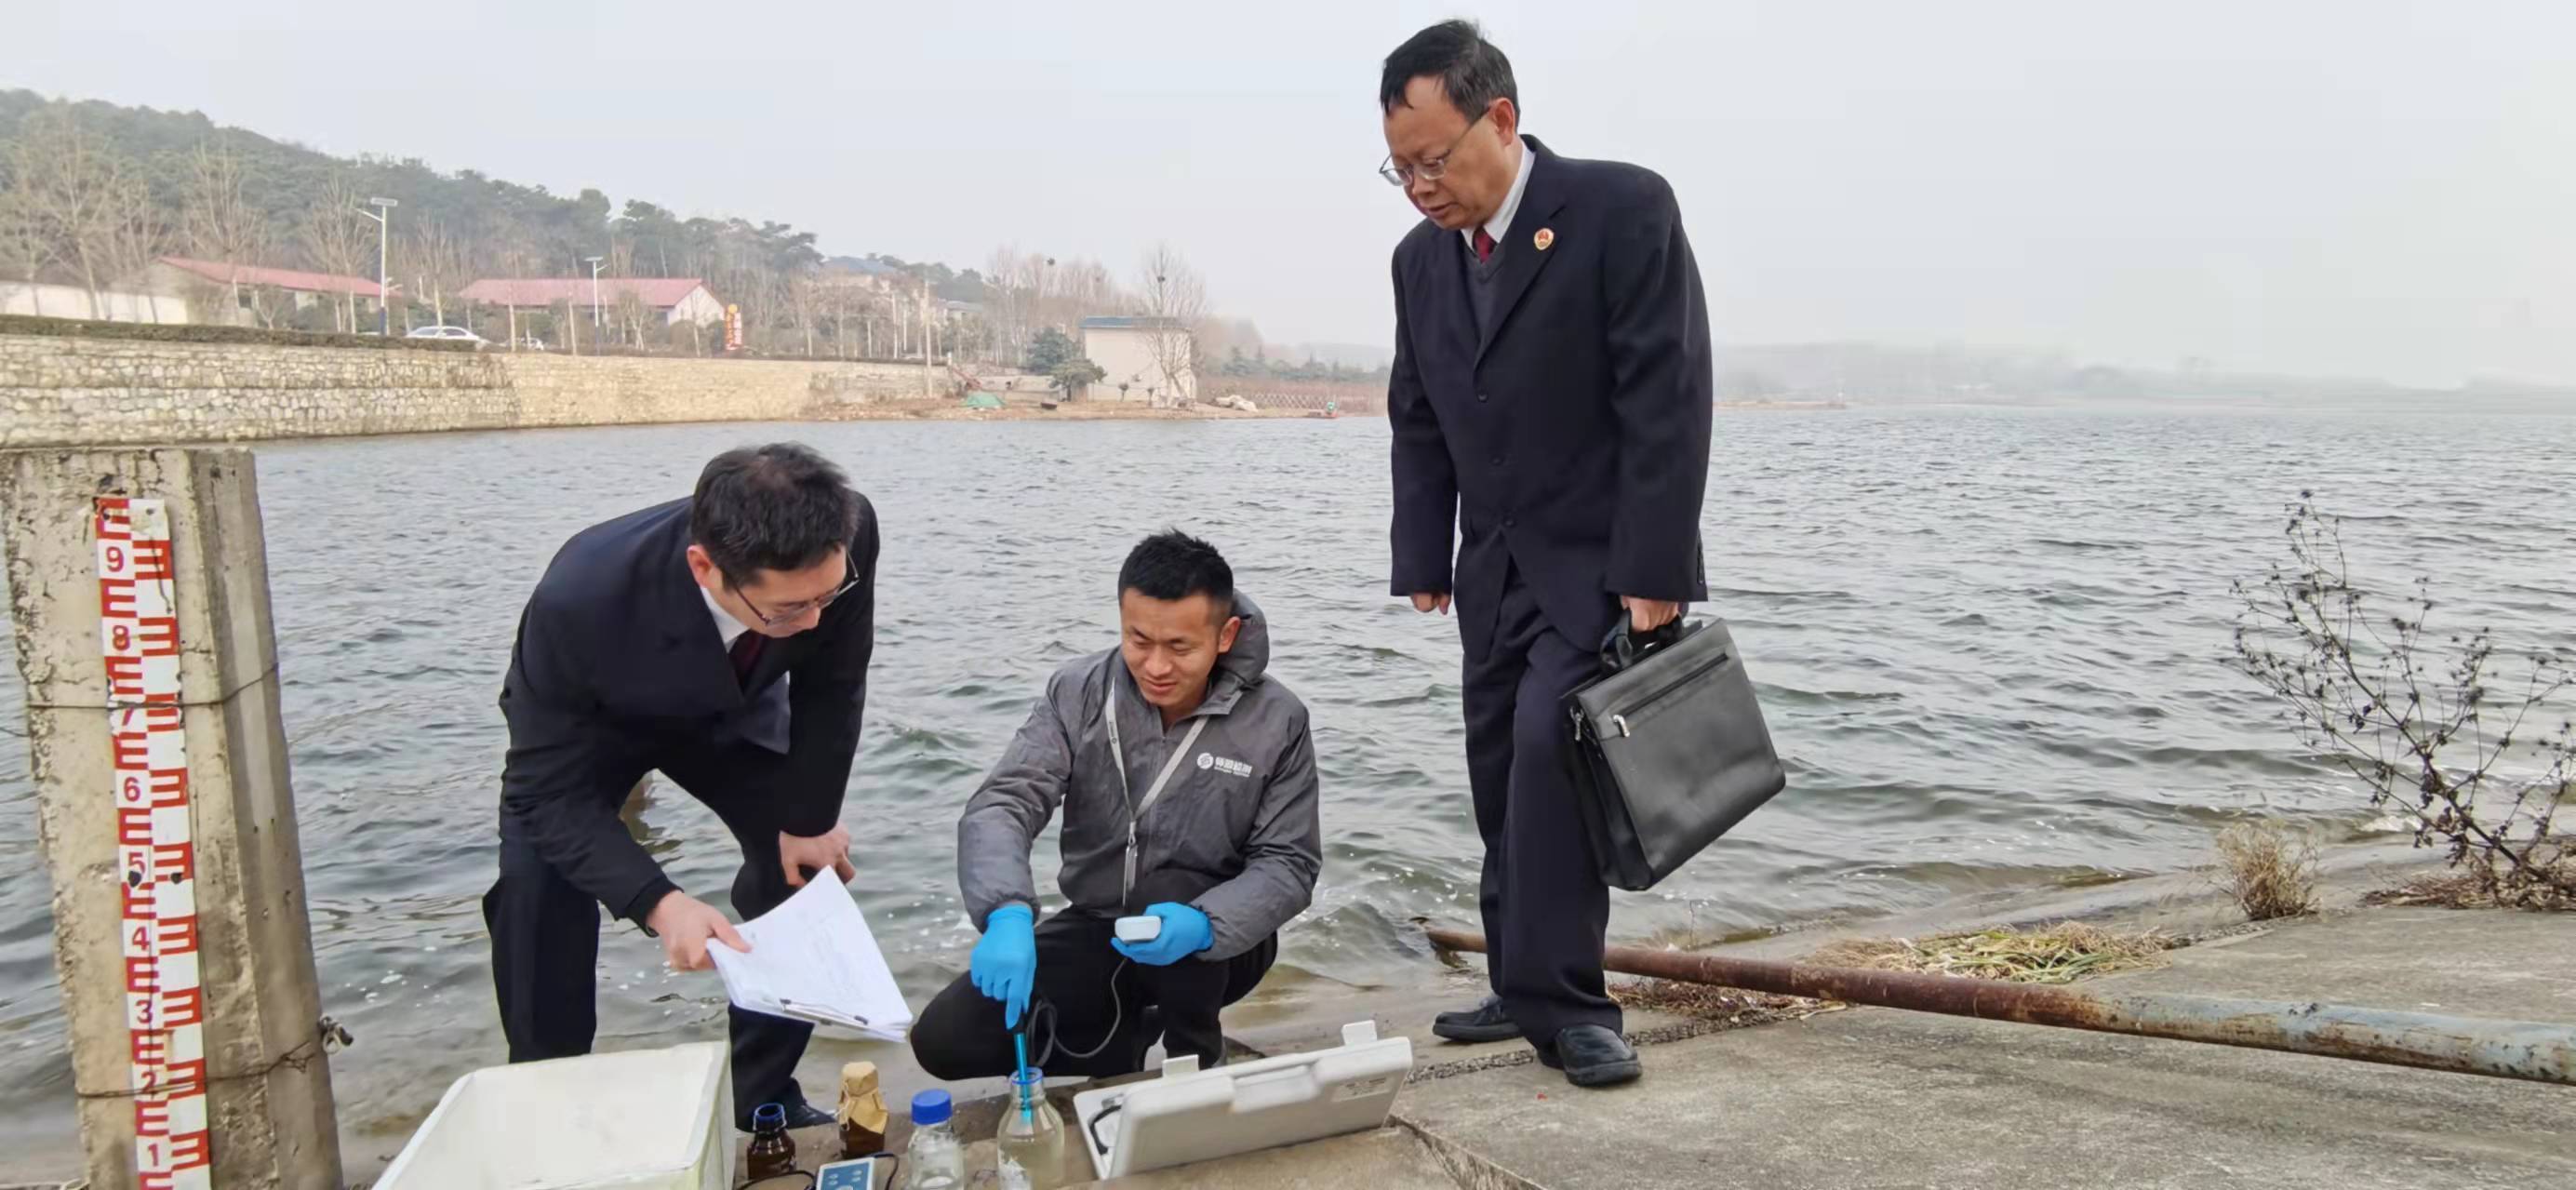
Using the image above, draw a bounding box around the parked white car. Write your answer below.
[405,326,489,345]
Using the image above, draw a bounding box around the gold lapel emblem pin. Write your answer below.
[1533,227,1555,251]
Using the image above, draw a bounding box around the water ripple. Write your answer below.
[0,408,2570,1140]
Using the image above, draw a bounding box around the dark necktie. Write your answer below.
[1474,228,1496,263]
[728,630,765,686]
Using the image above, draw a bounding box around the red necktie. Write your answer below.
[728,630,765,686]
[1474,229,1496,262]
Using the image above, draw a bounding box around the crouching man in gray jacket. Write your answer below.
[910,530,1323,1078]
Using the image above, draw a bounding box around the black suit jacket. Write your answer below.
[497,496,880,922]
[1387,136,1712,659]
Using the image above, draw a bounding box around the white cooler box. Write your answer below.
[1073,1020,1415,1179]
[376,1042,734,1190]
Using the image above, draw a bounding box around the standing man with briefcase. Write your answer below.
[1377,20,1714,1089]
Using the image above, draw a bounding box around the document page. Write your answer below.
[709,876,914,1042]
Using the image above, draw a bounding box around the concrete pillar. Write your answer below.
[3,448,340,1189]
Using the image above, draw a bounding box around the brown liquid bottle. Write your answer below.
[746,1102,797,1181]
[837,1062,888,1159]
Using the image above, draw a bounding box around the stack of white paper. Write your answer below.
[709,876,914,1042]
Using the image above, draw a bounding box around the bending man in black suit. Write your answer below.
[1378,21,1714,1088]
[483,443,879,1129]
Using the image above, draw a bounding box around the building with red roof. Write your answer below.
[135,256,401,328]
[457,277,725,326]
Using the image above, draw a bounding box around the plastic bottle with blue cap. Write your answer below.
[901,1090,964,1189]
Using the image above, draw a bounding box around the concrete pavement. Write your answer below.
[1021,896,2574,1188]
[1383,905,2576,1190]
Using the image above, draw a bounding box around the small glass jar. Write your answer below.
[744,1101,797,1182]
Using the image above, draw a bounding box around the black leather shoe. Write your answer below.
[1533,1024,1642,1088]
[1432,995,1523,1043]
[736,1095,834,1132]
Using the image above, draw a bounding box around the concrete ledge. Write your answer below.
[1391,908,2576,1190]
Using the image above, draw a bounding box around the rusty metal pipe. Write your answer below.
[1421,926,2575,1086]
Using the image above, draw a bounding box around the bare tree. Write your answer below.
[180,140,272,324]
[786,269,824,356]
[402,220,474,329]
[488,221,542,344]
[808,274,858,359]
[1061,256,1120,322]
[613,287,650,348]
[4,108,133,316]
[1196,316,1265,368]
[103,176,170,321]
[240,283,291,329]
[1135,242,1207,403]
[985,245,1087,366]
[0,185,46,314]
[297,173,373,331]
[607,239,648,345]
[2233,495,2573,908]
[985,245,1028,363]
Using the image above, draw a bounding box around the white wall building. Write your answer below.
[1079,315,1197,404]
[1,281,191,324]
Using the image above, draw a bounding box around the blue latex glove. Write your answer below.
[971,904,1036,1028]
[1111,903,1215,967]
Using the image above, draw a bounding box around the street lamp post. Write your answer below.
[584,256,605,332]
[360,196,398,335]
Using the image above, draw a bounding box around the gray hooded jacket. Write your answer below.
[956,595,1321,961]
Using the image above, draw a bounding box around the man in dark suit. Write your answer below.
[483,443,880,1128]
[1379,20,1713,1088]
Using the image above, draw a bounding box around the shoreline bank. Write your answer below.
[0,836,2523,1185]
[806,399,1332,423]
[0,329,1373,448]
[726,840,2562,1189]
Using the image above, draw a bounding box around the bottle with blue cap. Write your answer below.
[901,1090,964,1190]
[745,1102,797,1182]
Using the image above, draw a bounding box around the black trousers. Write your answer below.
[483,741,829,1118]
[1462,564,1621,1039]
[909,869,1276,1080]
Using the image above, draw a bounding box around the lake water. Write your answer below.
[3,406,2571,1163]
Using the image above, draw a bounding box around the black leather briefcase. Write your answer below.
[1564,617,1787,891]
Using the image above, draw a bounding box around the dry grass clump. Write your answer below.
[2364,857,2575,911]
[1804,922,2172,984]
[2214,820,2322,921]
[1608,979,1809,1022]
[2361,871,2491,909]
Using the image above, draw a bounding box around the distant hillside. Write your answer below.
[1704,341,2532,407]
[0,89,1190,364]
[0,88,621,279]
[0,89,905,350]
[1283,341,1395,370]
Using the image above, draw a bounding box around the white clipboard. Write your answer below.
[708,876,914,1042]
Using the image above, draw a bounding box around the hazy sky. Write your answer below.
[16,1,2574,385]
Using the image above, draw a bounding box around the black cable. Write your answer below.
[1086,1100,1126,1157]
[1026,957,1132,1066]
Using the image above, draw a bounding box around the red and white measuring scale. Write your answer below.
[95,497,215,1189]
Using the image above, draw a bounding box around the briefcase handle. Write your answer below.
[1599,615,1688,674]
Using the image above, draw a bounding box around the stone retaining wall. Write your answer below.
[0,332,968,447]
